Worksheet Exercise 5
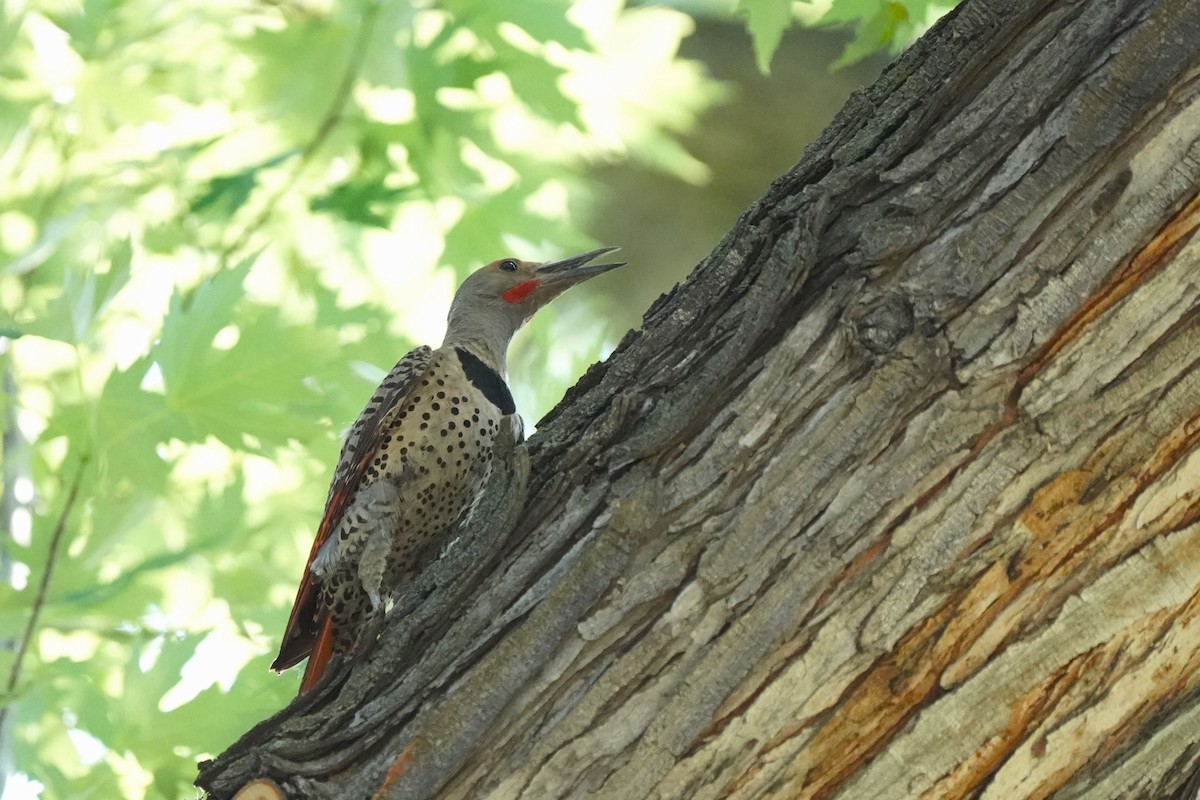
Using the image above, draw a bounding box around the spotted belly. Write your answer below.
[318,349,511,641]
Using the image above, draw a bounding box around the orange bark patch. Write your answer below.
[372,731,423,800]
[1020,470,1093,540]
[773,373,1200,796]
[773,602,959,799]
[919,648,1086,800]
[710,194,1200,800]
[1014,191,1200,398]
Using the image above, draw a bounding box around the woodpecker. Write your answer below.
[272,247,625,693]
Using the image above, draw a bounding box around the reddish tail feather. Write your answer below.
[299,617,336,694]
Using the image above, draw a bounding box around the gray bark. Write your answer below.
[198,0,1200,796]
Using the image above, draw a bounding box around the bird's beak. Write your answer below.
[534,246,625,289]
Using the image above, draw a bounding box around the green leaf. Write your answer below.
[155,260,254,398]
[4,209,88,277]
[737,0,793,73]
[498,45,578,125]
[167,310,341,450]
[151,258,356,451]
[86,361,179,491]
[831,0,912,69]
[311,177,413,227]
[190,169,261,217]
[190,152,297,218]
[310,126,417,227]
[795,0,953,67]
[451,0,588,50]
[242,15,355,131]
[21,238,132,344]
[810,0,894,24]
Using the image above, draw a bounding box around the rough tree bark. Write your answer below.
[197,0,1200,797]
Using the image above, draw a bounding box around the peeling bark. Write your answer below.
[198,0,1200,797]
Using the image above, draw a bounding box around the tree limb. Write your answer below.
[199,0,1200,796]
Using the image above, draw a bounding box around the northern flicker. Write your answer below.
[272,247,624,693]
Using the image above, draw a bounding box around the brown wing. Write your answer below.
[272,345,434,672]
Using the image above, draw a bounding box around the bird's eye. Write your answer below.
[499,259,519,272]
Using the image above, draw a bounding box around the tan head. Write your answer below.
[443,246,625,370]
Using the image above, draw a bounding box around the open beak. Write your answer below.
[535,246,625,289]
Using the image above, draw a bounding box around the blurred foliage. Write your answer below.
[738,0,960,71]
[0,1,716,797]
[0,0,951,798]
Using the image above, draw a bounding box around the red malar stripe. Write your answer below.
[502,279,540,303]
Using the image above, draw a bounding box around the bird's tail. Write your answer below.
[299,617,336,694]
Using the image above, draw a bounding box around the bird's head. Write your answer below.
[446,246,625,338]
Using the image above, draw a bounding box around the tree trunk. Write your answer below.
[197,0,1200,796]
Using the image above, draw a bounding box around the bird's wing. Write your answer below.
[271,344,434,673]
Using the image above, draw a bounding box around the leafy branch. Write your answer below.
[218,0,385,266]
